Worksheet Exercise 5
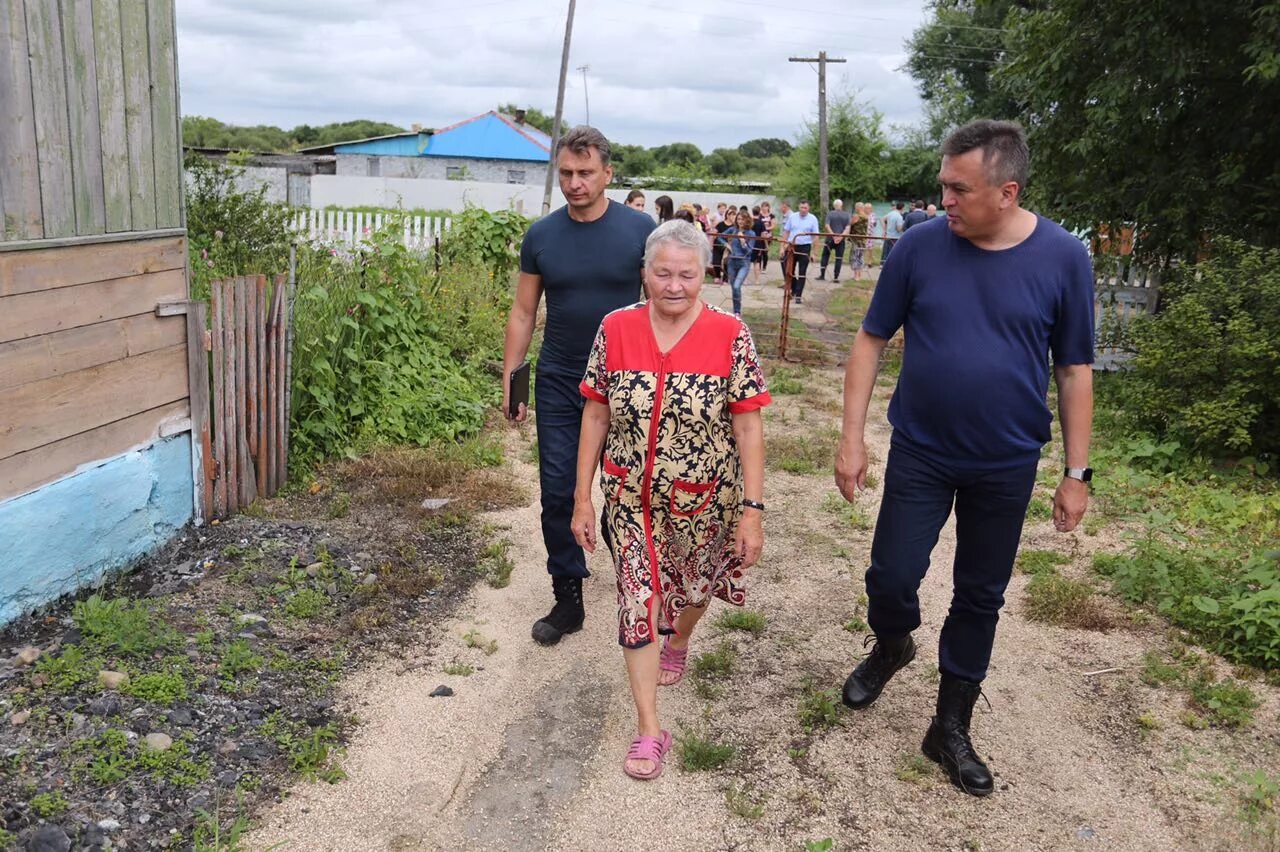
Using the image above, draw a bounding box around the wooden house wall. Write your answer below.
[0,235,191,501]
[0,0,184,245]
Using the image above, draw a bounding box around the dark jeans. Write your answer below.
[820,238,846,279]
[789,244,812,298]
[865,439,1038,683]
[534,365,590,579]
[881,238,897,264]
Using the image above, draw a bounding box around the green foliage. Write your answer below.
[29,791,67,819]
[650,142,704,168]
[1189,677,1260,728]
[494,103,554,134]
[137,737,211,786]
[724,784,766,820]
[714,610,768,635]
[1121,241,1280,456]
[894,753,935,785]
[675,729,736,771]
[258,712,346,783]
[443,662,474,676]
[289,215,514,467]
[995,0,1280,260]
[691,642,736,681]
[479,539,515,589]
[283,588,331,620]
[183,115,406,152]
[72,728,209,787]
[184,154,294,300]
[1241,769,1280,822]
[1024,572,1109,629]
[124,666,190,706]
[1016,549,1071,576]
[843,616,868,634]
[33,645,102,693]
[463,630,499,655]
[1138,650,1260,728]
[797,681,842,732]
[219,639,265,684]
[778,95,890,204]
[73,594,179,657]
[739,138,793,160]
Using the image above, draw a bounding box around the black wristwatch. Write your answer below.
[742,499,765,511]
[1063,467,1093,484]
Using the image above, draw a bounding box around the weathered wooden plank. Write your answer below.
[59,0,107,235]
[210,280,226,517]
[0,343,188,458]
[222,278,238,514]
[245,275,258,461]
[0,398,188,501]
[254,275,267,491]
[0,0,43,240]
[24,0,75,237]
[119,0,155,230]
[92,0,130,232]
[185,301,212,523]
[280,274,292,487]
[0,312,184,390]
[145,0,180,227]
[235,276,254,506]
[265,280,277,496]
[0,235,184,296]
[0,267,186,343]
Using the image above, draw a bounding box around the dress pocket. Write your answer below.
[669,477,720,517]
[600,456,630,501]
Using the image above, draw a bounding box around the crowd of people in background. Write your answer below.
[620,189,946,312]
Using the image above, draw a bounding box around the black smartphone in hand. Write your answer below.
[508,361,530,419]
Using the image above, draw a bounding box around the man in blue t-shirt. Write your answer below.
[505,126,655,646]
[833,120,1095,797]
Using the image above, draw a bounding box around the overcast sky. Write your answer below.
[176,0,933,152]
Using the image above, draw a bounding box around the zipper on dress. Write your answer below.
[640,353,668,640]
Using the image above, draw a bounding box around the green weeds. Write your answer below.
[1140,650,1260,728]
[479,538,515,589]
[1024,571,1112,630]
[715,610,767,635]
[797,681,842,732]
[463,630,499,656]
[28,791,67,819]
[73,594,179,657]
[1016,549,1071,576]
[675,729,736,771]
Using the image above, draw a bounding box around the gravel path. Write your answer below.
[247,269,1279,851]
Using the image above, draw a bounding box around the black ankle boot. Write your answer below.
[841,633,916,709]
[922,673,994,797]
[531,576,585,646]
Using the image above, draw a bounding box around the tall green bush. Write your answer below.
[184,153,293,299]
[289,218,514,467]
[1123,240,1280,456]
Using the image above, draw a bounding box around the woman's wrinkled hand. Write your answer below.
[734,510,764,568]
[571,495,597,553]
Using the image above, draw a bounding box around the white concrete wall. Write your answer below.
[231,165,288,203]
[334,154,544,183]
[308,174,776,216]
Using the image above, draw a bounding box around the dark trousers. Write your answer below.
[789,244,812,298]
[754,243,769,270]
[881,238,897,264]
[820,238,846,280]
[534,366,590,579]
[865,440,1037,683]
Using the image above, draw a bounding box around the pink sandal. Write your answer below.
[659,638,689,686]
[623,729,672,780]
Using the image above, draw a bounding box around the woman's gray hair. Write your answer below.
[644,219,711,269]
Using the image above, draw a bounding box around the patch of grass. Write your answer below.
[463,629,499,656]
[769,365,811,395]
[32,645,102,693]
[843,616,868,634]
[334,435,521,514]
[192,795,251,852]
[326,490,352,519]
[894,753,934,785]
[443,662,474,677]
[1016,549,1071,576]
[1025,495,1053,521]
[820,493,872,530]
[797,680,842,732]
[1189,678,1259,728]
[1240,769,1279,823]
[715,609,767,635]
[124,667,190,706]
[1136,711,1162,730]
[725,784,766,819]
[768,426,840,476]
[804,839,835,852]
[283,587,331,620]
[73,594,179,657]
[258,712,346,783]
[137,737,211,787]
[787,746,808,760]
[1179,710,1209,730]
[691,642,736,680]
[1024,571,1112,629]
[29,791,67,819]
[218,639,265,686]
[675,729,736,771]
[479,538,515,589]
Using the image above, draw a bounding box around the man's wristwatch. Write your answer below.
[1064,467,1093,484]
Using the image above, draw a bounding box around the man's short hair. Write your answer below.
[941,119,1029,192]
[913,200,924,209]
[799,199,810,206]
[556,125,612,167]
[832,199,843,209]
[894,201,904,210]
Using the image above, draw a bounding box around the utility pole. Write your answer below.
[577,64,591,126]
[542,0,577,215]
[789,51,846,215]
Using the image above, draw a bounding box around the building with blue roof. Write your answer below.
[301,110,552,184]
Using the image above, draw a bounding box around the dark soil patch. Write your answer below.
[0,445,518,850]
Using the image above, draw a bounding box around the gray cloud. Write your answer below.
[177,0,931,150]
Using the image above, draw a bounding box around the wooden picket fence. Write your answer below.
[289,210,453,250]
[1093,256,1161,370]
[207,274,293,519]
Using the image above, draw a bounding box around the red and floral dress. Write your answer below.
[580,303,772,648]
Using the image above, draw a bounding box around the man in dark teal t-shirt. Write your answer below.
[504,126,655,647]
[834,120,1095,798]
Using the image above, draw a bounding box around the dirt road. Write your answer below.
[248,269,1278,852]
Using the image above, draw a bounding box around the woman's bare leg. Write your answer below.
[658,602,709,685]
[622,643,662,775]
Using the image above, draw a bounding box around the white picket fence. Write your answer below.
[289,210,453,250]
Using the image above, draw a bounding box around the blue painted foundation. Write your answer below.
[0,434,194,626]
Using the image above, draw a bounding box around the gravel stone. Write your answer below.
[142,732,173,752]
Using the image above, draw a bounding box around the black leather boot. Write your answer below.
[841,633,916,709]
[922,673,994,796]
[531,576,585,646]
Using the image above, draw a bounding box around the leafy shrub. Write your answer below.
[73,595,179,657]
[290,220,513,467]
[184,153,293,300]
[434,205,529,282]
[1124,240,1280,456]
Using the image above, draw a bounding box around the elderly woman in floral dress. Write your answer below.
[571,219,771,780]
